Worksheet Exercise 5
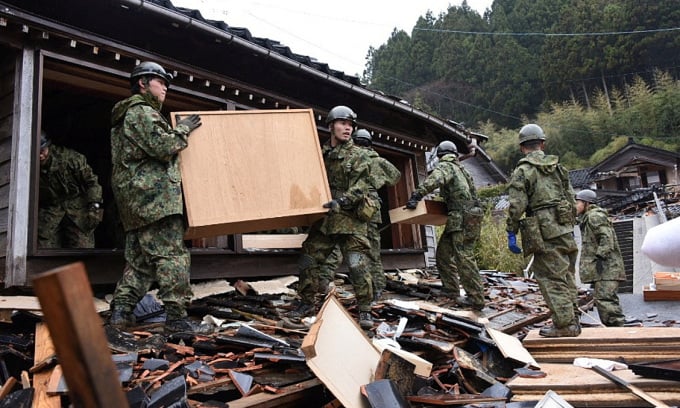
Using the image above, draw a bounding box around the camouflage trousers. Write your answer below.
[111,215,192,320]
[592,280,625,327]
[436,229,485,306]
[317,222,385,294]
[298,224,373,311]
[38,207,94,248]
[530,233,579,328]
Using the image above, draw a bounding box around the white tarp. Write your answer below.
[641,217,680,267]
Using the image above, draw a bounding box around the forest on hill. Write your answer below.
[363,0,680,172]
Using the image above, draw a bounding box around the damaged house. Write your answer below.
[0,0,506,287]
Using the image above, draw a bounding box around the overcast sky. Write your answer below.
[172,0,493,76]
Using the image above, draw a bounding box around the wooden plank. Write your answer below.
[31,262,128,408]
[511,392,680,407]
[301,295,380,408]
[388,200,447,225]
[523,327,680,346]
[241,234,308,249]
[226,378,324,408]
[507,363,680,392]
[0,296,111,313]
[31,323,60,408]
[173,109,331,239]
[487,328,539,368]
[643,286,680,301]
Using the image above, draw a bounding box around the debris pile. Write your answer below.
[0,269,679,407]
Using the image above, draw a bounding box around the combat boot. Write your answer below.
[289,302,315,319]
[539,323,582,338]
[359,311,373,329]
[165,318,213,335]
[455,296,485,311]
[318,279,335,295]
[109,308,136,330]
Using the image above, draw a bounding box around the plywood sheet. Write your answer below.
[301,296,380,408]
[388,200,447,225]
[173,109,331,239]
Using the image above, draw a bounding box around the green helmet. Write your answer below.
[352,128,372,145]
[326,105,357,125]
[40,130,51,149]
[575,189,597,203]
[436,140,458,156]
[130,61,173,87]
[519,124,546,144]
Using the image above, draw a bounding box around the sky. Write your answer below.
[172,0,493,76]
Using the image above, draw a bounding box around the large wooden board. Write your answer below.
[173,109,331,239]
[508,363,680,407]
[301,296,380,408]
[388,200,447,225]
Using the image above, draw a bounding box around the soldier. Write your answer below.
[575,189,626,327]
[405,141,485,310]
[108,61,204,333]
[316,129,401,301]
[506,124,581,337]
[292,106,375,329]
[38,130,103,248]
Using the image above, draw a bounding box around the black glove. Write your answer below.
[405,191,423,210]
[322,197,349,214]
[176,114,202,133]
[596,257,604,275]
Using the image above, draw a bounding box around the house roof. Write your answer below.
[0,0,484,155]
[590,139,680,175]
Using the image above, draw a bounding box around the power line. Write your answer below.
[414,26,680,37]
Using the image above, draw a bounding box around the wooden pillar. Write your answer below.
[32,262,128,408]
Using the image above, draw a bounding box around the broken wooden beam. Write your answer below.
[32,262,128,407]
[591,365,672,408]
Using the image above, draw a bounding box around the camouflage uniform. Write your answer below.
[415,154,485,307]
[317,149,401,296]
[506,150,579,329]
[109,92,195,320]
[578,204,626,327]
[298,139,374,312]
[38,144,103,248]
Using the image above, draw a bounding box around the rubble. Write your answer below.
[0,268,679,407]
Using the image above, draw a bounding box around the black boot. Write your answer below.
[165,318,213,334]
[109,308,136,329]
[289,302,315,319]
[539,323,581,337]
[359,311,373,329]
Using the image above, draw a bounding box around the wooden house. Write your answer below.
[0,0,504,286]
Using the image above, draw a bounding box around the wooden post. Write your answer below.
[32,262,128,408]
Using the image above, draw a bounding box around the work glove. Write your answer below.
[507,231,522,254]
[596,256,604,275]
[405,191,423,210]
[176,114,202,133]
[322,197,349,214]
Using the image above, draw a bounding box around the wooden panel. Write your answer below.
[301,296,380,408]
[388,199,447,226]
[643,286,680,301]
[173,109,331,239]
[241,233,307,249]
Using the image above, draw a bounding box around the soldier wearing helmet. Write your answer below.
[318,129,401,302]
[108,61,205,334]
[38,130,103,248]
[506,124,581,337]
[293,107,376,329]
[405,140,485,311]
[575,189,626,327]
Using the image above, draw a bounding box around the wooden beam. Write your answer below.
[31,323,60,408]
[31,262,128,408]
[225,378,324,408]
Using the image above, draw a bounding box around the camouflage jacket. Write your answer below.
[39,144,102,230]
[578,205,626,282]
[365,149,401,223]
[110,93,194,231]
[416,154,477,211]
[320,139,372,235]
[506,150,576,239]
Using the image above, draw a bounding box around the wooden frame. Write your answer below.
[172,109,331,239]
